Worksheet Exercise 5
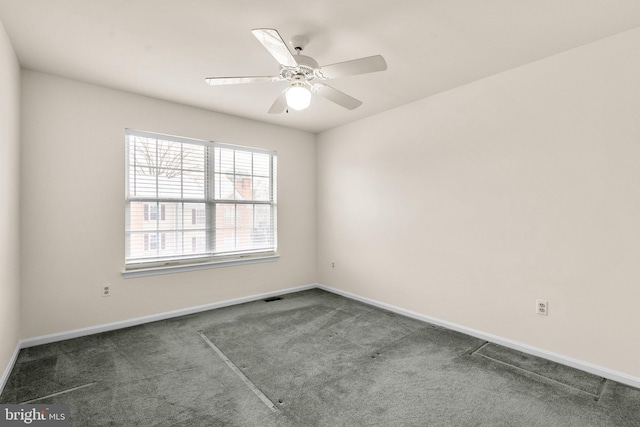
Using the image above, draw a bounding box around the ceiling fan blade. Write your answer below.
[316,55,387,79]
[268,89,288,114]
[251,28,298,68]
[311,83,362,110]
[205,76,281,86]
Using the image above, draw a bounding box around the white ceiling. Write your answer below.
[1,1,640,133]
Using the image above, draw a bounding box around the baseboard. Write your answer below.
[316,283,640,390]
[15,282,640,391]
[20,283,317,348]
[0,341,21,396]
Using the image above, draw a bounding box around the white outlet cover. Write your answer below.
[101,284,111,297]
[536,299,548,315]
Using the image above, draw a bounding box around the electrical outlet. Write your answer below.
[536,299,548,316]
[331,262,335,270]
[101,284,111,297]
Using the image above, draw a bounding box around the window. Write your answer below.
[191,208,205,225]
[125,129,277,273]
[144,204,159,221]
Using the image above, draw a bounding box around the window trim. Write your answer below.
[121,252,279,278]
[123,129,278,277]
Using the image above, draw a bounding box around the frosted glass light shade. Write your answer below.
[286,85,311,110]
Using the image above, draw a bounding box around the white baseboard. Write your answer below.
[0,341,21,396]
[316,283,640,390]
[20,283,317,348]
[11,282,640,391]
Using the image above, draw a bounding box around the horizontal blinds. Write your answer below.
[125,129,277,265]
[126,129,277,156]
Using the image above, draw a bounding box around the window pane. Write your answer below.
[159,231,181,256]
[183,170,205,199]
[235,150,252,175]
[255,204,272,230]
[215,228,235,253]
[157,140,183,171]
[183,145,205,172]
[127,232,145,258]
[216,174,235,200]
[131,137,156,171]
[185,231,207,255]
[254,205,273,248]
[217,203,235,227]
[149,204,158,221]
[253,177,269,201]
[215,203,235,253]
[158,203,182,231]
[214,173,221,199]
[234,176,251,201]
[130,169,158,198]
[127,202,145,232]
[157,171,183,198]
[235,204,254,251]
[149,234,158,250]
[216,148,234,173]
[253,153,270,177]
[128,137,208,200]
[185,203,207,229]
[127,202,162,231]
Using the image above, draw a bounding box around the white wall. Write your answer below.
[20,71,316,338]
[317,28,640,378]
[0,18,21,385]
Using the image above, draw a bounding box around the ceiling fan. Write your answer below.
[205,28,387,113]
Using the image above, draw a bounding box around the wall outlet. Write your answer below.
[101,284,111,297]
[331,262,335,270]
[536,299,548,315]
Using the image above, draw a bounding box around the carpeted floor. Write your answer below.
[2,289,639,426]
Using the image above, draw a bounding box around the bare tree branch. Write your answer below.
[134,139,198,179]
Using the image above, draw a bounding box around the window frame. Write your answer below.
[123,129,278,278]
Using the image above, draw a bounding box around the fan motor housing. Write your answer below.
[281,54,318,81]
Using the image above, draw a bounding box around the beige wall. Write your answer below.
[20,71,316,338]
[0,19,21,381]
[317,28,640,378]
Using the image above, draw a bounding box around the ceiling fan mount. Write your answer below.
[205,28,387,113]
[289,34,309,52]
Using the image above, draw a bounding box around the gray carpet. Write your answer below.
[1,289,639,426]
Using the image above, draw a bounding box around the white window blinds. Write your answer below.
[125,129,277,268]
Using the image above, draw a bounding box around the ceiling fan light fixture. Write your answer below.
[285,83,311,110]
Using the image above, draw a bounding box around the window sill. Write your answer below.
[122,253,279,278]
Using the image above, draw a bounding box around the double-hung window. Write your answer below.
[124,129,277,275]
